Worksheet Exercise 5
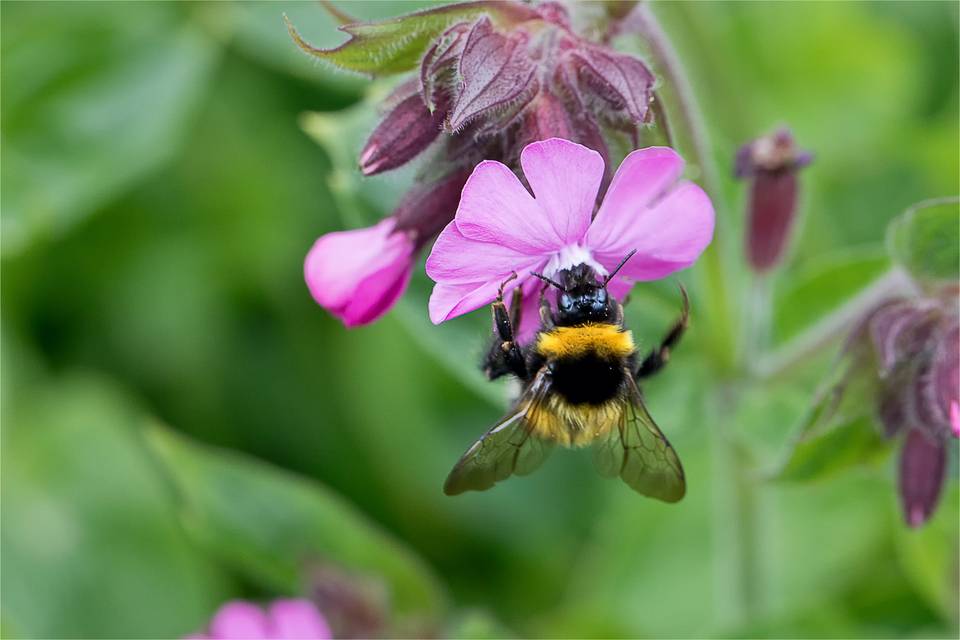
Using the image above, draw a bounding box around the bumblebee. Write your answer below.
[444,251,689,502]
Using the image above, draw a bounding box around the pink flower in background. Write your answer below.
[188,599,331,640]
[426,138,715,339]
[305,218,415,328]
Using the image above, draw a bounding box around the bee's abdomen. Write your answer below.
[549,355,625,405]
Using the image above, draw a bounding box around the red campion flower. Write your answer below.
[290,1,662,327]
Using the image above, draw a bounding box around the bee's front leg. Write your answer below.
[482,273,529,381]
[635,285,689,380]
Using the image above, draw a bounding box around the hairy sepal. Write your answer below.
[285,2,536,77]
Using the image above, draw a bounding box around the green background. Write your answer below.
[2,1,957,638]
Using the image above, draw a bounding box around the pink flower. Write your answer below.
[305,218,415,328]
[188,599,331,640]
[426,138,715,338]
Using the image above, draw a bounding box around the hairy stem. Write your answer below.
[742,275,772,368]
[754,267,919,380]
[628,3,759,622]
[628,3,736,372]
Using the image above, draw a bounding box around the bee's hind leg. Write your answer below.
[482,273,530,382]
[635,285,689,380]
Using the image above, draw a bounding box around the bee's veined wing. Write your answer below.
[444,368,555,495]
[593,373,686,502]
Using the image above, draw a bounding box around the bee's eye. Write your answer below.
[559,294,573,311]
[596,288,607,304]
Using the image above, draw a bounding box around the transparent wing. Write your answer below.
[593,373,686,502]
[444,369,555,495]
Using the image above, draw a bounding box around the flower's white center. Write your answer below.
[544,244,606,277]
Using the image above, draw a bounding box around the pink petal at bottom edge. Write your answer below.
[337,261,413,328]
[208,602,270,639]
[268,600,332,640]
[950,401,959,437]
[428,258,546,325]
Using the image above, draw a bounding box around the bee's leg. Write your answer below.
[538,285,555,332]
[635,285,689,380]
[482,274,529,381]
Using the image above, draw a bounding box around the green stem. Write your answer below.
[630,4,759,621]
[753,267,918,380]
[742,274,772,369]
[629,3,736,372]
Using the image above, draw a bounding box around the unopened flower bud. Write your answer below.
[899,429,946,528]
[309,564,390,639]
[304,218,415,327]
[446,17,538,132]
[565,45,655,128]
[845,293,959,527]
[393,167,471,244]
[736,128,812,273]
[359,92,443,176]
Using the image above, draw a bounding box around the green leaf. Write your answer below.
[144,425,447,626]
[0,3,220,256]
[775,415,890,482]
[886,197,960,283]
[894,484,960,623]
[445,609,515,639]
[774,352,891,482]
[1,374,230,638]
[285,2,524,76]
[773,247,890,345]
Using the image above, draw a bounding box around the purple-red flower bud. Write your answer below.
[736,128,812,273]
[446,17,538,131]
[565,45,655,129]
[843,293,959,527]
[393,167,472,243]
[899,429,947,528]
[359,92,443,176]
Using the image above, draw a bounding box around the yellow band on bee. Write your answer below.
[536,323,635,360]
[526,394,623,447]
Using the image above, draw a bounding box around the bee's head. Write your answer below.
[533,250,636,326]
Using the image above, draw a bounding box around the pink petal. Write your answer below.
[950,401,959,438]
[304,219,415,327]
[585,146,686,251]
[454,160,564,254]
[590,181,715,281]
[519,138,604,245]
[606,276,634,303]
[426,221,540,285]
[342,259,413,327]
[267,599,332,640]
[516,278,546,344]
[428,250,547,325]
[429,281,501,324]
[208,601,270,639]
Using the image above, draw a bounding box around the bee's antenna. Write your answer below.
[603,249,638,286]
[531,272,568,292]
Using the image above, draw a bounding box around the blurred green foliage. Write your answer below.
[1,2,957,639]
